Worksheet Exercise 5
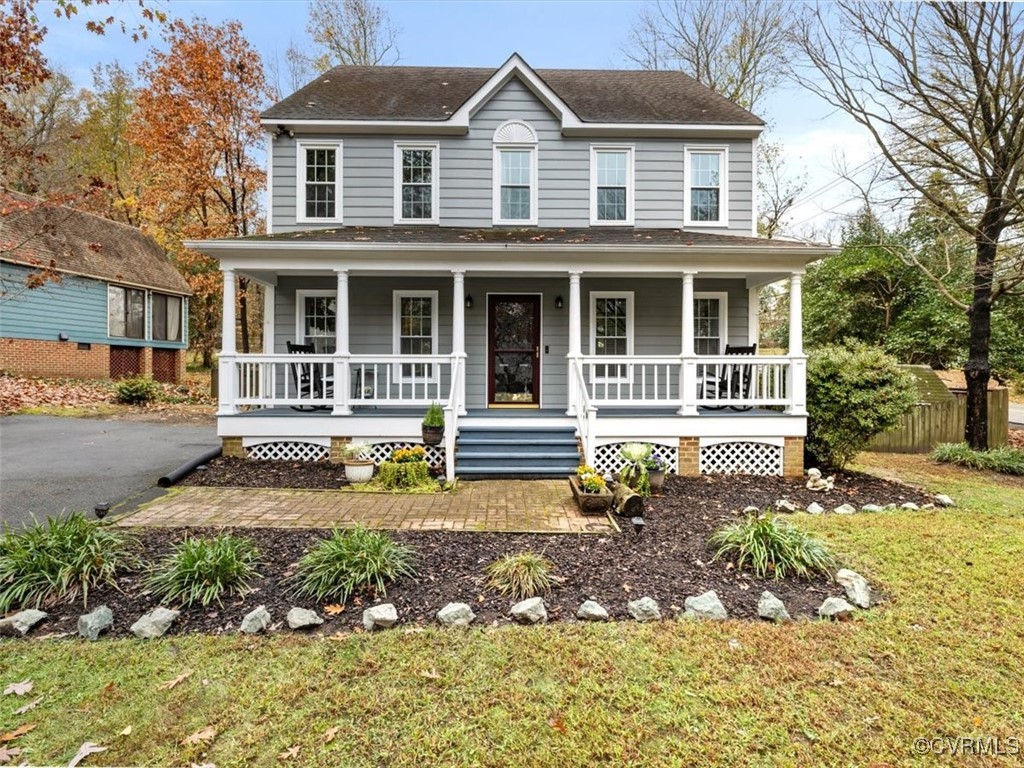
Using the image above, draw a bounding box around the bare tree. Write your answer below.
[793,1,1024,450]
[758,140,807,238]
[624,0,796,112]
[289,0,400,79]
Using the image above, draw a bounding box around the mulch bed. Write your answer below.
[24,471,935,639]
[184,456,350,489]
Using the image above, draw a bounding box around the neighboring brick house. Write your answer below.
[0,193,191,383]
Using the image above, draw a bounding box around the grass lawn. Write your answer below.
[3,455,1023,767]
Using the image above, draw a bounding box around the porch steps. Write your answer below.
[455,426,580,479]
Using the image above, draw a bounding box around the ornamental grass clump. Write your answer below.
[931,443,1024,476]
[292,526,417,603]
[486,552,555,601]
[708,513,836,580]
[144,534,261,607]
[0,513,139,612]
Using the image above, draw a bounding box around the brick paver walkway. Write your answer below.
[118,480,614,534]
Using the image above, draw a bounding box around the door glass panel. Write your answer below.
[491,298,538,404]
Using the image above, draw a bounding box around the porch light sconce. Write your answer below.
[273,124,294,140]
[555,295,564,309]
[465,294,474,309]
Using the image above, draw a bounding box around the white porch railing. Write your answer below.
[569,357,597,466]
[443,355,464,483]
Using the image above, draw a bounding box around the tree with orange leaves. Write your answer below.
[132,17,271,365]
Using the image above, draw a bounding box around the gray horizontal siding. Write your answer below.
[270,76,756,235]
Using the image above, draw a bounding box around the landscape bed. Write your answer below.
[18,472,934,637]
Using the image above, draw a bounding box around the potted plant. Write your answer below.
[341,442,374,483]
[421,402,445,446]
[645,451,668,493]
[568,464,614,515]
[618,443,653,497]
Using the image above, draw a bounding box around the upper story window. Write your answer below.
[684,147,729,227]
[492,120,538,225]
[108,285,145,339]
[394,142,439,224]
[152,293,183,342]
[297,140,343,224]
[590,145,634,225]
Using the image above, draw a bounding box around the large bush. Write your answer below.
[806,344,917,468]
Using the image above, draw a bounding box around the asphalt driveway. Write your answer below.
[0,415,219,527]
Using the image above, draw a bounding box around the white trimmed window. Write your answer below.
[590,146,634,225]
[492,120,538,225]
[295,290,337,353]
[394,142,439,224]
[296,140,343,223]
[152,293,183,342]
[108,285,146,339]
[684,147,728,226]
[393,290,438,380]
[590,291,633,379]
[693,292,728,354]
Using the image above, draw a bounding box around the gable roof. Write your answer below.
[262,56,763,128]
[1,192,191,295]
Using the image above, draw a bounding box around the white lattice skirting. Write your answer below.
[700,441,783,476]
[593,442,679,476]
[246,441,330,462]
[365,442,446,467]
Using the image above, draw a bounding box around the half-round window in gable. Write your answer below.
[493,119,538,145]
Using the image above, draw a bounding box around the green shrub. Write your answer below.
[377,460,432,489]
[292,526,416,603]
[619,442,652,496]
[486,552,555,600]
[931,443,1024,476]
[114,375,159,405]
[806,343,917,468]
[708,513,836,580]
[144,534,261,607]
[0,513,139,612]
[422,402,445,428]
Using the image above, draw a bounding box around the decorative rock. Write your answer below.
[286,607,323,630]
[884,503,897,510]
[757,591,791,622]
[836,569,872,609]
[130,607,179,639]
[682,591,728,621]
[806,502,825,515]
[861,504,884,513]
[805,468,835,492]
[901,502,919,511]
[510,597,548,625]
[436,602,475,628]
[833,503,857,515]
[775,499,797,513]
[935,494,955,507]
[576,600,609,622]
[240,605,271,634]
[627,596,661,622]
[362,603,398,631]
[77,605,113,641]
[0,609,48,637]
[818,596,856,620]
[922,503,935,510]
[742,505,760,514]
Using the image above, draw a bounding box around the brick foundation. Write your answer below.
[329,436,353,464]
[783,436,805,478]
[677,436,700,476]
[0,337,110,379]
[222,437,245,458]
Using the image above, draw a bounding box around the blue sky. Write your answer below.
[37,0,875,239]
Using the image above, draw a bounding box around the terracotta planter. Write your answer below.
[343,460,374,483]
[649,469,666,493]
[569,475,613,516]
[422,425,444,446]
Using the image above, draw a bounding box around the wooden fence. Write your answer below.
[868,388,1009,453]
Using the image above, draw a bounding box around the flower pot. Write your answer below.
[422,424,444,446]
[649,469,666,493]
[343,460,374,483]
[569,475,613,516]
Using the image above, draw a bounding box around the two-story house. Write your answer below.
[189,55,835,480]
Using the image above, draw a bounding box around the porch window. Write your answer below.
[684,147,728,226]
[590,291,633,379]
[297,140,343,223]
[590,146,634,225]
[107,285,145,339]
[393,290,438,379]
[152,293,183,342]
[492,120,538,225]
[694,293,728,354]
[394,143,439,224]
[295,290,336,353]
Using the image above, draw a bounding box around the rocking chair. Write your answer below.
[286,341,333,412]
[699,343,756,412]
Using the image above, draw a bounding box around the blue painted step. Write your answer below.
[455,426,580,479]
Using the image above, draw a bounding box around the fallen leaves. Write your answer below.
[323,604,345,616]
[119,725,133,737]
[0,746,22,764]
[322,726,340,744]
[0,374,112,415]
[14,696,42,715]
[158,670,193,690]
[3,680,32,696]
[67,742,107,768]
[0,724,36,743]
[547,715,567,735]
[182,726,218,746]
[278,745,300,760]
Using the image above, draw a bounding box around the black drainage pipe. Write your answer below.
[159,447,223,488]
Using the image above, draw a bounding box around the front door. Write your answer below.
[488,295,541,407]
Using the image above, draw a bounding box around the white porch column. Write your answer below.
[787,272,807,416]
[332,269,352,416]
[217,268,237,415]
[679,271,698,416]
[262,283,275,353]
[451,269,468,416]
[566,271,582,416]
[747,285,760,347]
